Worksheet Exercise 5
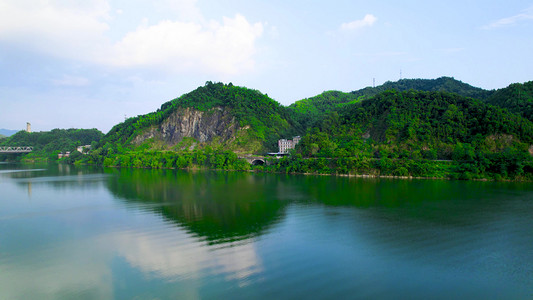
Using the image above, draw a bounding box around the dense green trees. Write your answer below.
[101,81,302,152]
[287,90,533,180]
[350,77,494,100]
[81,147,250,171]
[6,79,532,181]
[0,128,103,162]
[484,81,533,122]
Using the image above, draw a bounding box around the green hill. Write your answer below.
[23,78,529,180]
[0,128,104,162]
[289,77,494,128]
[101,82,301,153]
[350,77,493,100]
[484,81,533,122]
[288,90,361,127]
[341,90,532,146]
[291,90,533,179]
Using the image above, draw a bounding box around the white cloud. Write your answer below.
[0,0,111,59]
[482,6,533,29]
[0,0,264,75]
[107,14,263,74]
[340,14,377,31]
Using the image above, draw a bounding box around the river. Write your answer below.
[0,163,532,299]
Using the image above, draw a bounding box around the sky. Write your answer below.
[1,0,532,133]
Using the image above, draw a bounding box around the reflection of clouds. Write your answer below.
[0,238,113,300]
[0,216,264,299]
[111,227,263,285]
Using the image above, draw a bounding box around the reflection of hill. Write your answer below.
[275,175,533,227]
[106,169,287,244]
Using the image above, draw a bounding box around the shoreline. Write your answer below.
[6,160,531,182]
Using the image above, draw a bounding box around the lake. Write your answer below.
[0,163,532,299]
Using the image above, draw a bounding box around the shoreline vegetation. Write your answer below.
[10,150,532,182]
[2,78,532,182]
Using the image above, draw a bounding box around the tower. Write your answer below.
[26,122,31,133]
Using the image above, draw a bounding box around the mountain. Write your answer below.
[342,90,533,145]
[101,82,301,153]
[0,128,104,153]
[350,77,493,100]
[0,129,19,137]
[289,77,494,128]
[74,79,533,180]
[288,90,361,127]
[484,81,533,122]
[296,90,533,159]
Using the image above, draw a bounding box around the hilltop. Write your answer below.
[101,81,301,154]
[350,77,493,100]
[289,77,494,127]
[484,81,533,122]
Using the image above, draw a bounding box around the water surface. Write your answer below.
[1,164,532,299]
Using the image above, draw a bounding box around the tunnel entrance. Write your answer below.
[251,159,265,166]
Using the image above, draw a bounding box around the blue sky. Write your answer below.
[1,0,532,133]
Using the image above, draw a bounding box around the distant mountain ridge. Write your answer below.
[484,81,533,122]
[289,77,495,128]
[350,77,493,100]
[0,129,20,137]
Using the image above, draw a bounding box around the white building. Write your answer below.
[278,136,301,154]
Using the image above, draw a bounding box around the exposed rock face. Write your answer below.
[133,107,239,145]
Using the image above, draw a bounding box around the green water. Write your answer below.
[1,163,532,299]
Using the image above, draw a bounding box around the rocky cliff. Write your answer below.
[133,106,252,150]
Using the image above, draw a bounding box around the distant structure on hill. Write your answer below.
[58,152,70,159]
[278,136,301,154]
[26,122,31,133]
[77,145,91,154]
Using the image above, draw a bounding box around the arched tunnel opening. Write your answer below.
[252,159,265,166]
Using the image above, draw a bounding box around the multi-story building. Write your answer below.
[278,136,301,154]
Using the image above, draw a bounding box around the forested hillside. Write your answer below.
[288,91,361,128]
[287,90,533,180]
[0,128,104,162]
[289,77,494,129]
[484,81,533,122]
[350,77,493,100]
[100,81,301,152]
[7,78,532,181]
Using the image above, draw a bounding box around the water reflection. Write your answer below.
[1,164,532,299]
[106,168,288,245]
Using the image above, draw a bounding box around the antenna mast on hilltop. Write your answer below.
[373,78,375,88]
[400,69,402,80]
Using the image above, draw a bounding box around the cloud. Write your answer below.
[0,0,264,75]
[106,14,263,74]
[0,0,111,59]
[340,14,377,31]
[482,6,533,29]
